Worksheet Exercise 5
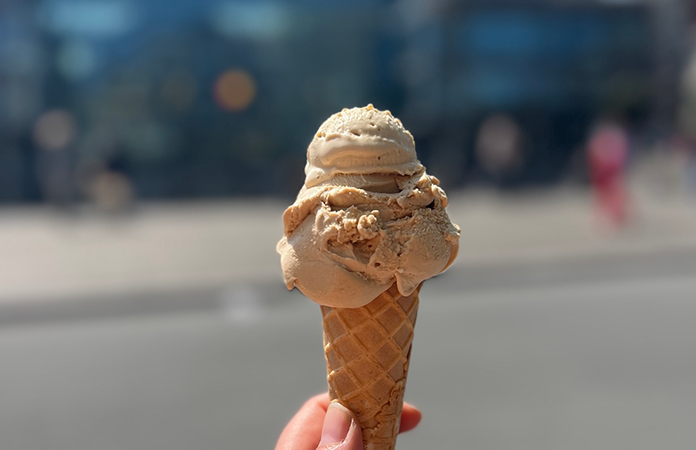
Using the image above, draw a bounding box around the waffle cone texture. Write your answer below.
[321,283,421,450]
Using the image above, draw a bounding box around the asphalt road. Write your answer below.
[1,249,695,450]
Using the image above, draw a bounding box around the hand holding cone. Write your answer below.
[278,106,460,450]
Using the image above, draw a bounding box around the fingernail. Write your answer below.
[319,402,352,446]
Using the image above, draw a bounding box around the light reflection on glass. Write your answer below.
[209,2,289,40]
[32,109,77,151]
[38,0,139,37]
[57,39,97,80]
[213,69,256,112]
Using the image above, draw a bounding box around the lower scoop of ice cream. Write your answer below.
[277,171,460,308]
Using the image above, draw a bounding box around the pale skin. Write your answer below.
[275,393,422,450]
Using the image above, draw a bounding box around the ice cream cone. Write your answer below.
[321,282,421,450]
[278,106,459,449]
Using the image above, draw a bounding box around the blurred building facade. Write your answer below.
[0,0,692,204]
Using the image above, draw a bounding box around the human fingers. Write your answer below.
[399,402,422,433]
[316,402,363,450]
[275,394,420,450]
[275,393,330,450]
[315,400,420,449]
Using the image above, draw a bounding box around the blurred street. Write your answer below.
[1,188,695,450]
[2,184,696,305]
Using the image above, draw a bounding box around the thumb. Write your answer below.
[316,402,363,450]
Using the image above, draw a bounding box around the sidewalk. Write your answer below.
[1,188,695,304]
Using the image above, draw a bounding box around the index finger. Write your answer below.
[275,393,330,450]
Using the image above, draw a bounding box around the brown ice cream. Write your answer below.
[278,104,460,308]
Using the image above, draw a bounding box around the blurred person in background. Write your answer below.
[587,120,631,229]
[475,114,525,187]
[678,43,696,198]
[33,109,77,207]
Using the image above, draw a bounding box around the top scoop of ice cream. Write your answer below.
[304,104,424,188]
[278,105,460,308]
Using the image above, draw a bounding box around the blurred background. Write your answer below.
[1,0,696,449]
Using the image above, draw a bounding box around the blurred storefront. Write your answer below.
[0,0,692,203]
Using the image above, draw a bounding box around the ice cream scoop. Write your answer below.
[278,104,460,308]
[304,105,424,188]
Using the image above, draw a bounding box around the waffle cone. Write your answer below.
[321,283,421,450]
